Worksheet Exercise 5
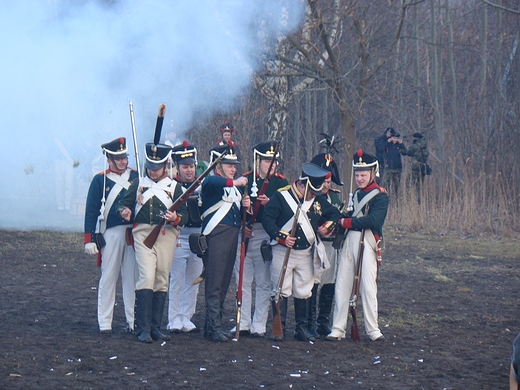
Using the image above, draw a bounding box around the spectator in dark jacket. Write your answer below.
[403,132,429,202]
[374,127,406,195]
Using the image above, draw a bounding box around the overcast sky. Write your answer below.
[0,0,303,231]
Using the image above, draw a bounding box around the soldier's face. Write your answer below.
[355,170,372,189]
[178,163,196,182]
[218,163,236,179]
[258,159,277,178]
[322,177,331,194]
[222,132,232,142]
[147,166,167,182]
[108,156,128,174]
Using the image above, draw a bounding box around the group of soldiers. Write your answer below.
[84,123,390,344]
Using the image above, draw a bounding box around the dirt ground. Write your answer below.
[0,229,518,389]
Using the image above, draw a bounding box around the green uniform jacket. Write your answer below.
[244,171,289,224]
[349,183,388,239]
[262,182,340,250]
[116,177,188,227]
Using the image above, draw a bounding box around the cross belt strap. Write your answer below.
[201,186,242,236]
[279,190,315,244]
[135,176,176,216]
[98,170,131,233]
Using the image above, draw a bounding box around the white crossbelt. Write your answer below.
[135,176,176,216]
[201,186,242,236]
[98,170,131,233]
[280,190,314,244]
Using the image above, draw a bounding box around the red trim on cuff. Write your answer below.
[225,178,234,187]
[84,233,93,244]
[169,215,182,227]
[341,218,353,229]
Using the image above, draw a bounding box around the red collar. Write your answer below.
[360,181,379,193]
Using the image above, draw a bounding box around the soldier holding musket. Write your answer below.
[84,137,138,333]
[117,142,188,343]
[228,140,289,338]
[200,144,250,342]
[167,141,204,334]
[326,150,389,342]
[262,163,340,342]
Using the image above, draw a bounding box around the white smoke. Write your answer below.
[0,0,303,231]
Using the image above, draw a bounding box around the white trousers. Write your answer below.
[314,240,337,285]
[232,224,272,334]
[270,245,314,300]
[329,230,382,340]
[98,225,137,330]
[167,227,203,331]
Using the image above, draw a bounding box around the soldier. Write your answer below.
[262,163,340,342]
[307,151,343,338]
[84,137,137,333]
[228,141,289,338]
[217,121,242,176]
[326,150,389,342]
[117,143,188,343]
[200,144,249,342]
[167,141,204,334]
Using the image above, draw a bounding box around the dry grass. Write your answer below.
[385,164,520,238]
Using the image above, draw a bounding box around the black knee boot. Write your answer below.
[135,289,153,343]
[294,298,315,342]
[271,297,288,341]
[307,284,319,338]
[150,291,171,341]
[317,283,335,337]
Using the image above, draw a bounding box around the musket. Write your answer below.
[349,227,366,342]
[271,182,308,340]
[235,186,248,340]
[247,141,280,230]
[129,101,142,178]
[142,146,230,249]
[240,141,280,257]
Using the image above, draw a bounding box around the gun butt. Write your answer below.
[143,224,163,249]
[350,308,360,341]
[271,302,284,340]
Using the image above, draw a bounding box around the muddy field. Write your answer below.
[0,229,518,389]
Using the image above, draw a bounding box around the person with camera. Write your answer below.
[374,127,406,196]
[403,132,430,202]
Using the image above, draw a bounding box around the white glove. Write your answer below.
[85,242,99,255]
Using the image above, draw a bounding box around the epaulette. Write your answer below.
[273,172,286,179]
[243,170,253,176]
[330,188,341,193]
[278,184,291,192]
[97,169,109,176]
[378,186,388,194]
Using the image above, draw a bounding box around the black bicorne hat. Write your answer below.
[101,137,128,158]
[172,140,197,166]
[209,144,240,165]
[299,162,329,193]
[144,143,171,170]
[310,153,343,186]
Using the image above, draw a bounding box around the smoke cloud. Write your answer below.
[0,0,303,231]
